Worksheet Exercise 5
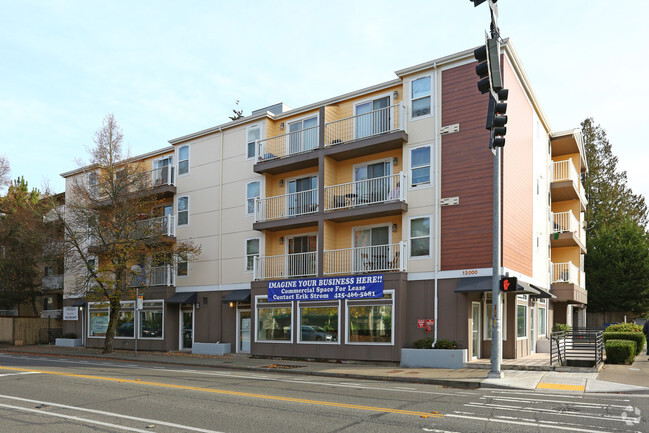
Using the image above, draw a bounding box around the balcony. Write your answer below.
[324,172,407,222]
[94,165,176,204]
[254,126,320,175]
[253,252,317,280]
[324,103,407,160]
[132,265,176,287]
[324,242,406,275]
[135,215,176,238]
[551,211,586,253]
[551,261,587,304]
[551,160,586,210]
[253,189,319,231]
[42,274,64,291]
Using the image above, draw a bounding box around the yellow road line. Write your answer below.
[536,382,585,391]
[0,365,443,418]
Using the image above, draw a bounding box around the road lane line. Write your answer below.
[446,414,607,432]
[0,394,224,433]
[0,365,444,418]
[0,372,40,377]
[0,402,164,433]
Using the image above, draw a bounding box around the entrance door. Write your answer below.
[180,306,193,350]
[288,176,317,216]
[355,96,390,139]
[353,226,390,272]
[530,303,536,354]
[238,309,251,353]
[472,302,481,359]
[288,235,317,277]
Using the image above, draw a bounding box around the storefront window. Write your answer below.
[89,304,109,337]
[139,301,163,339]
[299,305,338,343]
[257,303,292,341]
[348,304,392,343]
[538,303,547,336]
[116,302,134,338]
[517,304,527,338]
[483,295,507,340]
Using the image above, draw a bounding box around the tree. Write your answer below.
[0,155,9,191]
[228,100,244,121]
[0,177,57,316]
[59,114,200,353]
[581,118,649,312]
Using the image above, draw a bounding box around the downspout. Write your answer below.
[218,127,224,342]
[433,62,440,348]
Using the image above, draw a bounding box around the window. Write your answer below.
[517,304,528,338]
[483,293,507,341]
[246,181,260,216]
[411,76,431,118]
[177,251,188,277]
[288,116,318,153]
[177,196,189,226]
[256,298,292,342]
[178,145,189,175]
[139,300,163,339]
[88,172,98,197]
[300,304,339,343]
[117,302,135,338]
[347,293,393,344]
[410,145,431,187]
[89,301,136,339]
[246,238,260,272]
[88,303,109,337]
[247,125,260,160]
[410,216,431,257]
[538,301,547,336]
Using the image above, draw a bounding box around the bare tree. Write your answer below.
[0,155,10,191]
[58,114,200,353]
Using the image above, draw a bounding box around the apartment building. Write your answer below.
[61,41,587,362]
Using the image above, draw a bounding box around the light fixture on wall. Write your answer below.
[279,179,284,187]
[393,90,399,99]
[229,302,234,308]
[279,236,284,244]
[392,224,398,232]
[195,302,200,310]
[280,122,285,130]
[393,157,398,166]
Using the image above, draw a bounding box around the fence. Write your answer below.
[550,329,603,367]
[0,317,63,345]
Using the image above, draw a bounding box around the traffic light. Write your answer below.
[470,0,488,7]
[488,88,508,148]
[473,39,502,95]
[500,276,518,292]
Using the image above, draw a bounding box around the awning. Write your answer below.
[70,299,86,307]
[166,292,197,304]
[222,289,251,303]
[530,284,556,299]
[454,276,492,293]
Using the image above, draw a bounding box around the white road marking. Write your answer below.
[482,394,634,409]
[465,402,635,424]
[0,394,224,433]
[446,413,609,432]
[0,372,40,377]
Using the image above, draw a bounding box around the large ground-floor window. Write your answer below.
[299,302,339,343]
[256,297,292,342]
[88,300,162,339]
[140,301,163,339]
[347,292,393,344]
[117,301,135,338]
[517,295,528,339]
[89,303,109,337]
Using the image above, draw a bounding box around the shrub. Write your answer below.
[552,323,570,333]
[605,339,636,364]
[603,332,646,355]
[605,323,642,333]
[61,333,77,339]
[413,338,458,349]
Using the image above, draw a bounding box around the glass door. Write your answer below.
[529,303,536,354]
[288,176,317,216]
[355,96,390,139]
[180,305,193,350]
[353,226,389,272]
[288,116,318,154]
[472,302,481,359]
[238,309,251,353]
[354,161,390,203]
[288,235,317,277]
[154,156,173,185]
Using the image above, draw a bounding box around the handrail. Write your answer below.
[254,188,319,223]
[323,242,406,275]
[324,172,406,211]
[257,125,319,161]
[254,252,317,280]
[324,103,406,146]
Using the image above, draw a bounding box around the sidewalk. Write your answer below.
[1,344,648,394]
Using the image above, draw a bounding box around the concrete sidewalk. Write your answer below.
[1,344,648,394]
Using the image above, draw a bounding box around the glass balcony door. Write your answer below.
[354,161,391,204]
[288,176,317,216]
[288,235,317,277]
[355,96,390,139]
[288,116,318,154]
[353,226,390,272]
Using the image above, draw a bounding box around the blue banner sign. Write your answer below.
[267,274,384,302]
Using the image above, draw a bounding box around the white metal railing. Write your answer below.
[552,160,578,183]
[42,274,64,290]
[254,189,319,222]
[149,265,175,286]
[324,242,407,275]
[135,215,176,237]
[324,172,406,211]
[551,261,580,285]
[93,165,175,199]
[580,220,586,245]
[253,252,317,280]
[149,165,175,188]
[324,103,406,146]
[551,211,579,234]
[257,125,319,161]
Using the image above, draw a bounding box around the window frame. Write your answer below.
[176,250,188,278]
[246,180,261,217]
[408,215,432,259]
[408,144,432,189]
[245,237,260,273]
[410,75,433,120]
[345,290,394,346]
[254,295,294,344]
[139,300,164,340]
[178,145,190,176]
[87,301,139,340]
[177,195,189,227]
[537,299,547,337]
[516,301,528,339]
[246,124,261,161]
[297,300,341,345]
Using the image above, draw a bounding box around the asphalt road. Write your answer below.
[0,353,647,433]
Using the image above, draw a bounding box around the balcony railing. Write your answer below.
[254,189,319,223]
[324,242,407,275]
[551,211,579,234]
[42,274,64,290]
[552,160,578,183]
[135,215,176,238]
[324,103,406,146]
[253,252,317,280]
[324,172,406,211]
[92,165,175,199]
[132,265,175,287]
[551,261,580,285]
[257,125,319,162]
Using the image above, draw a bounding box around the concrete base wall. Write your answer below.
[55,338,83,347]
[192,342,231,356]
[400,348,467,369]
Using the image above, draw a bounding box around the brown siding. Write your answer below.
[502,58,534,275]
[440,62,494,270]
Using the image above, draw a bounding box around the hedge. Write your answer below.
[413,338,458,349]
[605,339,636,364]
[605,323,642,333]
[603,332,646,355]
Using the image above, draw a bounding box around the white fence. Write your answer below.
[131,265,175,287]
[324,172,406,211]
[324,242,406,275]
[551,211,579,234]
[257,125,319,161]
[324,104,406,146]
[254,189,319,222]
[253,252,317,280]
[551,261,580,285]
[552,160,578,183]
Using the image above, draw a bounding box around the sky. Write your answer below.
[1,1,648,201]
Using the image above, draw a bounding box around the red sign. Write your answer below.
[417,319,425,328]
[425,319,435,326]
